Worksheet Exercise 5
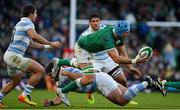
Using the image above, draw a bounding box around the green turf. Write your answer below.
[1,89,180,109]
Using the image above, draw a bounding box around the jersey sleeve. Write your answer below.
[102,35,115,50]
[24,21,35,31]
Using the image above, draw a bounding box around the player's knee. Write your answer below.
[119,102,127,106]
[36,65,46,76]
[117,100,128,106]
[112,96,128,106]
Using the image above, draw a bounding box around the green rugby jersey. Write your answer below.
[77,26,116,53]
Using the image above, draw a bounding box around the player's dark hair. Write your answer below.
[22,5,36,17]
[89,13,100,22]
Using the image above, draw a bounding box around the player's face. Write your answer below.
[32,10,37,22]
[89,17,100,31]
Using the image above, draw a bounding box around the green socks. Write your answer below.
[165,82,180,89]
[57,59,71,67]
[61,80,79,93]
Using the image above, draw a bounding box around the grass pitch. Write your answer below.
[2,89,180,109]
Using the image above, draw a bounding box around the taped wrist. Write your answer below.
[44,45,52,49]
[131,59,137,64]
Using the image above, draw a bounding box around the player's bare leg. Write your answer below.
[0,102,7,108]
[113,74,127,87]
[0,72,22,108]
[106,81,148,106]
[108,67,138,105]
[115,74,138,105]
[106,87,128,106]
[18,59,45,106]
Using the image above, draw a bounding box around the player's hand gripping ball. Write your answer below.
[138,46,153,60]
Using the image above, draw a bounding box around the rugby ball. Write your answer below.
[138,46,153,60]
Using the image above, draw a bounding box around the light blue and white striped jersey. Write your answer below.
[59,67,96,93]
[7,17,35,55]
[81,24,109,60]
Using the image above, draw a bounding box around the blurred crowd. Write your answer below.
[0,0,180,81]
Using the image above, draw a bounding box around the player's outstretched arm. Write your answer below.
[29,40,62,49]
[61,69,83,80]
[43,96,62,107]
[29,40,45,49]
[27,29,61,48]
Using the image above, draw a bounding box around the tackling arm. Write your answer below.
[61,69,83,80]
[43,95,62,106]
[43,69,85,107]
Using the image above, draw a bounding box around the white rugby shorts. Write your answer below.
[3,51,31,76]
[95,72,118,96]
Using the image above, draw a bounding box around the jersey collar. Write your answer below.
[88,25,97,33]
[21,17,32,23]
